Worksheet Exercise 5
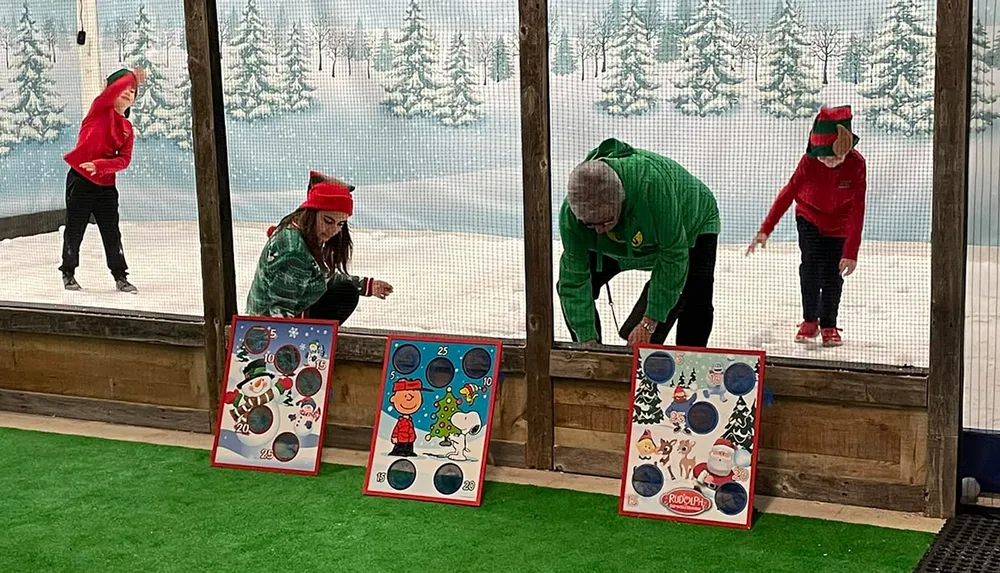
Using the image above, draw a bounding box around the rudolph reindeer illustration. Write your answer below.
[655,438,677,480]
[677,439,698,480]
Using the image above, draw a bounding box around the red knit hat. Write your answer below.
[300,170,354,215]
[673,386,686,399]
[807,105,860,158]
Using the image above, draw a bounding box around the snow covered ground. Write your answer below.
[2,221,997,429]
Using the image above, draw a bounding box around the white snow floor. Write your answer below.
[1,221,998,429]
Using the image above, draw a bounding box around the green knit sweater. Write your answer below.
[557,139,721,342]
[245,226,370,318]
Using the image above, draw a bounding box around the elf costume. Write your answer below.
[60,69,140,293]
[758,106,867,346]
[245,172,378,320]
[557,138,721,346]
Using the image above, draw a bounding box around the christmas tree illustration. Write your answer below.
[632,365,664,424]
[426,387,461,445]
[722,395,755,453]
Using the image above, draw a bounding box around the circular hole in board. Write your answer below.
[716,481,749,516]
[631,463,665,498]
[295,367,323,397]
[724,362,756,396]
[642,351,676,384]
[426,357,455,389]
[462,347,493,380]
[247,405,274,435]
[392,344,421,375]
[433,463,464,495]
[688,402,720,435]
[242,326,271,354]
[387,459,417,491]
[272,432,300,462]
[274,345,302,375]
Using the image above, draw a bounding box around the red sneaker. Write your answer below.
[795,321,820,343]
[821,328,843,347]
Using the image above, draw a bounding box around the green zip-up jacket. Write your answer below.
[246,226,371,318]
[557,139,721,342]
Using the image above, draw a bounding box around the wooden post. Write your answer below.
[183,0,237,432]
[927,0,971,519]
[518,0,554,470]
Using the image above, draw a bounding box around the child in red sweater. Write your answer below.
[60,67,146,293]
[747,105,867,347]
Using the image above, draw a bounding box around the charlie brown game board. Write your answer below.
[210,316,338,476]
[363,334,502,507]
[619,344,765,529]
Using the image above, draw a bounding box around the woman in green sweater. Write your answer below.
[245,171,392,321]
[557,138,720,349]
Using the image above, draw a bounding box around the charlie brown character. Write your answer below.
[388,378,431,457]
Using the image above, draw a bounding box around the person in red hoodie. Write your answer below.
[60,67,146,293]
[747,105,867,347]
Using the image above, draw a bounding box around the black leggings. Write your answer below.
[305,281,360,324]
[797,216,846,328]
[564,233,718,347]
[59,168,128,279]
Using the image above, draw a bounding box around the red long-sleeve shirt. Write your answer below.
[63,73,136,187]
[759,150,868,261]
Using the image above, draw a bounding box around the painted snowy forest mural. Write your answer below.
[0,0,998,248]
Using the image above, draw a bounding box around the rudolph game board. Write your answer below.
[619,344,765,529]
[363,334,502,507]
[210,316,338,476]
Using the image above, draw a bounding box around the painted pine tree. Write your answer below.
[672,0,742,116]
[971,17,998,133]
[722,395,755,453]
[552,26,575,76]
[838,33,864,85]
[349,19,368,77]
[758,0,820,119]
[124,5,174,138]
[435,32,482,126]
[599,2,659,116]
[382,0,440,117]
[657,0,693,62]
[8,2,68,143]
[169,71,193,150]
[374,29,394,72]
[638,0,664,43]
[632,366,665,425]
[862,0,934,137]
[281,22,315,112]
[226,0,281,120]
[0,83,17,155]
[490,35,513,82]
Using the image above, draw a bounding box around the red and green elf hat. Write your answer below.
[106,68,135,118]
[806,105,860,158]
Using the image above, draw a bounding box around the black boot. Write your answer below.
[63,272,81,291]
[116,278,137,293]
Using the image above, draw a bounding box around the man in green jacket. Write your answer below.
[557,138,721,348]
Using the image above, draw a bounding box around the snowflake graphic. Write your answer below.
[288,327,299,339]
[299,343,307,351]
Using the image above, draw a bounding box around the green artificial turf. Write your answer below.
[0,428,931,573]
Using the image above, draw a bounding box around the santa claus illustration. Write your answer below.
[692,438,749,494]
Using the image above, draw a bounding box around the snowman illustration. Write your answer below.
[703,363,728,402]
[289,396,322,437]
[225,358,292,448]
[306,340,326,367]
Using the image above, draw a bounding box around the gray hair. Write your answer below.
[567,160,624,222]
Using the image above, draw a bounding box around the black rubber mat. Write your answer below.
[915,512,1000,572]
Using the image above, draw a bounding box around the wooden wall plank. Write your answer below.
[0,389,209,433]
[518,0,554,470]
[183,0,237,432]
[0,209,66,240]
[926,0,971,519]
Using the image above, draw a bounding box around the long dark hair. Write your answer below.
[274,208,353,275]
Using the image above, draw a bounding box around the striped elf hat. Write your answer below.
[806,105,860,158]
[106,68,136,118]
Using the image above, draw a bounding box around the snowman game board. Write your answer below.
[210,316,339,476]
[363,334,502,507]
[619,344,765,530]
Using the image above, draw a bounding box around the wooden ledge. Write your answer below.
[549,348,928,408]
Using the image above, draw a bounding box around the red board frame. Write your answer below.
[617,343,766,530]
[210,315,339,477]
[363,333,503,507]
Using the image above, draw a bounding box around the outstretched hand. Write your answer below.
[132,67,147,85]
[372,280,393,299]
[745,232,768,256]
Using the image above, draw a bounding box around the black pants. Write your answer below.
[797,216,845,328]
[305,281,360,324]
[564,233,718,346]
[59,169,128,279]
